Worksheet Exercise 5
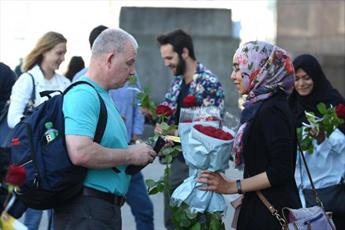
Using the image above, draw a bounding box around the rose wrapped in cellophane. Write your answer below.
[172,106,234,213]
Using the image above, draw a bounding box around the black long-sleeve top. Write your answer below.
[238,93,301,230]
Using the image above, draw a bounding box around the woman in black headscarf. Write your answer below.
[289,54,345,132]
[289,54,345,229]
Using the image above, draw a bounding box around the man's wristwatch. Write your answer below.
[236,179,243,194]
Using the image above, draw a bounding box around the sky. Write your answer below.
[0,0,275,72]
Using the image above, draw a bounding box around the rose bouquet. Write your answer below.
[298,102,345,153]
[178,96,220,159]
[171,105,234,214]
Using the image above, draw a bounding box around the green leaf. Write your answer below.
[180,212,191,227]
[185,209,198,220]
[191,222,201,230]
[173,145,182,153]
[306,143,314,154]
[168,125,178,131]
[317,102,327,114]
[145,179,156,187]
[209,214,223,230]
[160,122,170,131]
[165,155,173,164]
[148,186,160,195]
[156,183,165,193]
[162,147,175,155]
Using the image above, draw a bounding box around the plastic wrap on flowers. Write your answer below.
[186,125,233,170]
[172,120,234,213]
[178,106,221,166]
[170,175,227,213]
[178,108,196,157]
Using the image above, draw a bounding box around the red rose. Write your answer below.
[336,104,345,119]
[5,165,26,186]
[182,95,197,108]
[194,125,233,140]
[156,105,174,117]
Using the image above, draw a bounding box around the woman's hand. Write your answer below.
[309,127,326,144]
[197,170,235,194]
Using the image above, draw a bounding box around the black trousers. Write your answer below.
[54,195,121,230]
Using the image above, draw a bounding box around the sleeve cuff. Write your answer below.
[314,128,345,157]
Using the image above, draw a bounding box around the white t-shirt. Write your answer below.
[7,65,70,128]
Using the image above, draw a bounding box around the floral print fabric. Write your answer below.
[232,41,295,167]
[160,62,224,123]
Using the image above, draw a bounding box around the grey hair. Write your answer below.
[91,28,138,56]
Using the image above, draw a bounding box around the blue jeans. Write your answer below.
[126,172,154,230]
[24,208,53,230]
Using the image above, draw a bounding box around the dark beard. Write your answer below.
[175,55,186,76]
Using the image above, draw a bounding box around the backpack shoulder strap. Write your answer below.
[63,80,107,143]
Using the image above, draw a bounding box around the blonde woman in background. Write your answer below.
[8,31,70,230]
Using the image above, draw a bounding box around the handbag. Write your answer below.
[303,178,345,213]
[256,141,336,230]
[230,195,243,229]
[0,73,35,149]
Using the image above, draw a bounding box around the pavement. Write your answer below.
[22,159,242,230]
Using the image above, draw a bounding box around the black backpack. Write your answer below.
[10,81,107,209]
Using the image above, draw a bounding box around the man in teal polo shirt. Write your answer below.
[54,28,156,230]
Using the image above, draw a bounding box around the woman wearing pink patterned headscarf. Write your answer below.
[198,41,301,229]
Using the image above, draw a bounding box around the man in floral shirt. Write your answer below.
[156,29,224,230]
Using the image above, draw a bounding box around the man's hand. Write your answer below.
[127,143,157,165]
[141,108,153,119]
[154,123,163,135]
[154,123,177,136]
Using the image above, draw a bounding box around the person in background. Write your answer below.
[64,56,85,81]
[0,62,17,212]
[289,54,345,229]
[198,41,301,229]
[0,62,17,113]
[155,29,224,230]
[8,31,70,230]
[109,74,154,230]
[55,28,156,230]
[72,25,108,82]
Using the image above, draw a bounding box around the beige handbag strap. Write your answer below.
[256,191,287,229]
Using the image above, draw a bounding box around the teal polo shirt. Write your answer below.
[63,77,130,196]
